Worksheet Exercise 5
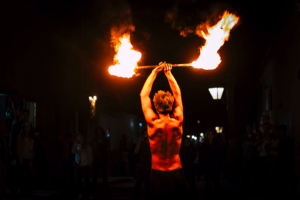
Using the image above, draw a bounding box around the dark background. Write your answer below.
[0,0,295,134]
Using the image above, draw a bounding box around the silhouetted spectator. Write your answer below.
[264,126,281,193]
[33,127,47,189]
[72,134,93,199]
[128,138,137,177]
[241,124,256,192]
[133,130,151,200]
[119,134,128,176]
[198,128,222,200]
[0,123,8,199]
[180,135,198,200]
[90,127,109,194]
[16,122,35,195]
[253,122,272,192]
[4,107,14,135]
[61,132,75,189]
[259,110,273,133]
[10,109,29,163]
[278,125,297,196]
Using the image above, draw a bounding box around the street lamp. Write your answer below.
[89,95,97,118]
[208,87,224,100]
[215,126,223,134]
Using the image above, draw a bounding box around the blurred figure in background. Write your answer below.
[128,138,137,177]
[10,109,29,164]
[198,128,222,200]
[16,122,35,195]
[90,127,109,193]
[241,124,256,193]
[253,122,272,193]
[265,126,280,193]
[179,135,198,200]
[133,130,151,200]
[0,123,8,199]
[33,127,47,189]
[72,134,93,199]
[61,132,75,190]
[278,125,297,197]
[119,134,128,176]
[9,109,30,195]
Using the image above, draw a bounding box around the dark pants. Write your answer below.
[183,167,198,200]
[62,158,74,188]
[133,168,150,200]
[92,159,108,191]
[7,158,20,194]
[77,166,92,193]
[34,157,47,188]
[203,168,221,200]
[253,156,268,192]
[19,158,34,192]
[150,169,191,200]
[242,160,254,191]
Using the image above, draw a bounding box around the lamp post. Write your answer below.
[208,75,238,177]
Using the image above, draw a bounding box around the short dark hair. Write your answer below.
[153,90,174,114]
[95,126,105,137]
[273,125,280,131]
[279,125,287,132]
[263,122,271,127]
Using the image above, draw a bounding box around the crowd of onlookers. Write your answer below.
[0,108,299,199]
[0,108,111,199]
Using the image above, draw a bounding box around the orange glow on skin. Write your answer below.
[147,117,183,171]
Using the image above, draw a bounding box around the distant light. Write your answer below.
[187,135,190,138]
[106,130,110,138]
[89,96,93,101]
[197,120,200,124]
[94,96,97,100]
[130,119,134,128]
[208,87,224,100]
[215,126,223,134]
[200,133,204,137]
[139,123,142,127]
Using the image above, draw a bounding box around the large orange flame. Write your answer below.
[108,34,141,78]
[191,11,239,69]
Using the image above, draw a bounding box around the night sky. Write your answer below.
[1,0,295,134]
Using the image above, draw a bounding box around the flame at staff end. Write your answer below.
[191,11,239,70]
[108,34,141,78]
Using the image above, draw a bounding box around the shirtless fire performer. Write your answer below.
[140,62,191,199]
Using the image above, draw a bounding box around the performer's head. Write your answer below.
[153,90,174,115]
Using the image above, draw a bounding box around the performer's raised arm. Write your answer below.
[164,63,183,123]
[140,64,164,125]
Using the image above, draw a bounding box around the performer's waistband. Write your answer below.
[151,168,183,174]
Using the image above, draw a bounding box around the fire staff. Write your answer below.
[140,62,191,200]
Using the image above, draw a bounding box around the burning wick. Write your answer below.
[108,11,239,77]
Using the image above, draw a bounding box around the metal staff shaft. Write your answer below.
[135,63,192,69]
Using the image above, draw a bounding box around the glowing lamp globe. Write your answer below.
[208,87,224,100]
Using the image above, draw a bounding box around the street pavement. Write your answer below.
[3,176,300,200]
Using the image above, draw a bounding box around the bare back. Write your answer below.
[148,116,183,171]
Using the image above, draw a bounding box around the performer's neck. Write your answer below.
[158,113,170,119]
